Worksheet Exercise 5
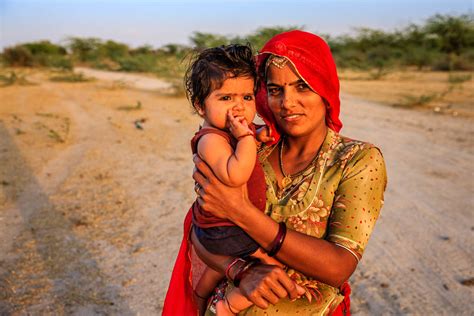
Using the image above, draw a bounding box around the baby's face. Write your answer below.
[198,76,256,130]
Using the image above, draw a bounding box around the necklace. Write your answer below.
[279,138,321,188]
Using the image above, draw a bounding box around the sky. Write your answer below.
[0,0,472,49]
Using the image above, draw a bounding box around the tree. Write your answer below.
[189,32,229,49]
[101,40,129,61]
[424,14,474,56]
[66,37,102,62]
[243,26,301,51]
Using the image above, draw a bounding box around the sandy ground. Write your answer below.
[0,68,473,315]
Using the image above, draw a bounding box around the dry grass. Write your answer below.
[49,72,93,83]
[0,71,36,87]
[340,69,474,116]
[116,100,142,111]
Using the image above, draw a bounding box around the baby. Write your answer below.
[186,44,286,315]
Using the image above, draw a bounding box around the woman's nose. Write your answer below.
[281,91,296,109]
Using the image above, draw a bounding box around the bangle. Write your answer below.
[233,258,260,287]
[267,222,287,257]
[237,131,254,140]
[225,258,246,281]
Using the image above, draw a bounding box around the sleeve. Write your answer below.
[326,146,387,262]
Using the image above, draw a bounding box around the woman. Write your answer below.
[164,30,387,315]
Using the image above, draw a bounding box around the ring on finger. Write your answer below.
[194,183,201,195]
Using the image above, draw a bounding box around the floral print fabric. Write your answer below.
[243,129,386,315]
[207,129,387,315]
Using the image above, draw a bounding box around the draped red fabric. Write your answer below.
[255,30,343,145]
[331,282,352,316]
[162,209,197,315]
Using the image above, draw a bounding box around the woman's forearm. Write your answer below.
[230,200,357,287]
[192,155,357,287]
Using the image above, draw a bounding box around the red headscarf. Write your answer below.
[256,30,343,145]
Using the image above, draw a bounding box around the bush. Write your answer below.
[2,41,71,69]
[432,53,474,71]
[117,54,157,72]
[3,45,35,67]
[154,55,187,79]
[38,55,73,70]
[101,40,129,61]
[23,41,67,56]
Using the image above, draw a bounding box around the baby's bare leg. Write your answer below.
[215,287,251,316]
[195,266,223,316]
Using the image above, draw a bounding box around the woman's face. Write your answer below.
[266,63,326,139]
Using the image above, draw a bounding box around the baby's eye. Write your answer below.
[220,96,231,101]
[243,95,254,101]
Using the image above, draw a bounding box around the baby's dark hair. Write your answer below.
[185,44,257,112]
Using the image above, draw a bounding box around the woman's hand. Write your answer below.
[256,125,275,143]
[193,154,249,221]
[238,264,305,309]
[191,230,303,309]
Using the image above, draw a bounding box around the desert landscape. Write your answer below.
[0,67,473,315]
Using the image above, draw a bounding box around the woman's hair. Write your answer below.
[184,44,257,112]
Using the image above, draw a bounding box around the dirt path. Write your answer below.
[0,70,472,315]
[75,67,174,92]
[340,94,474,315]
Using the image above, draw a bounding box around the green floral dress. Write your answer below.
[208,129,387,316]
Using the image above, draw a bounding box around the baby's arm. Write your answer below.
[198,116,256,187]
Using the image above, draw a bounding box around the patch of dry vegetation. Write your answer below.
[340,69,474,116]
[49,72,93,83]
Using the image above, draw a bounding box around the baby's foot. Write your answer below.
[215,299,236,316]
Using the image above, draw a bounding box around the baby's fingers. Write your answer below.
[227,111,238,126]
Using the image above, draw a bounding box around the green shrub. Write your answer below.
[101,40,129,61]
[117,54,157,72]
[23,41,67,56]
[3,45,35,67]
[67,37,103,63]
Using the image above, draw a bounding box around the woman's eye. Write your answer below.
[297,83,310,91]
[267,87,281,95]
